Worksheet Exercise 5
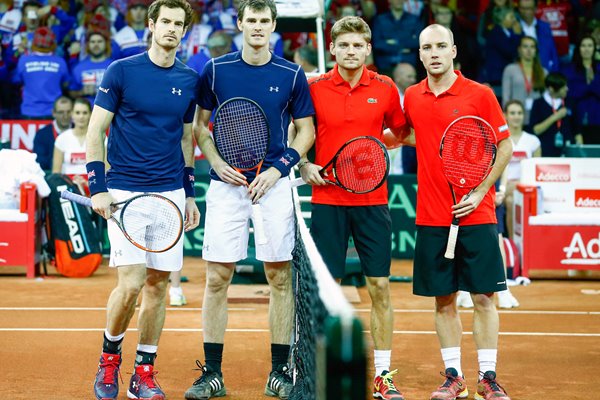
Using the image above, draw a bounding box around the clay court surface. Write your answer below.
[1,259,599,400]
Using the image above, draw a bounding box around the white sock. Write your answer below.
[137,344,158,353]
[374,350,391,376]
[170,286,183,295]
[477,349,497,378]
[441,347,462,376]
[104,330,125,342]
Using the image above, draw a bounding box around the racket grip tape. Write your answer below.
[444,223,459,260]
[60,190,92,207]
[290,177,306,188]
[251,203,268,245]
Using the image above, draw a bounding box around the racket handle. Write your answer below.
[251,203,268,245]
[60,190,92,207]
[290,177,306,188]
[444,222,459,260]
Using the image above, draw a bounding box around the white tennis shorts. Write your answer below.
[202,178,295,263]
[107,188,185,271]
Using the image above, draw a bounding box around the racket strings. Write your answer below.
[441,119,496,188]
[335,139,387,192]
[213,100,269,170]
[120,196,182,252]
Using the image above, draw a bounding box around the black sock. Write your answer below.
[102,334,123,355]
[271,344,290,372]
[135,350,157,367]
[204,342,224,374]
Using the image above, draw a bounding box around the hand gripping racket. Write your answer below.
[291,136,389,194]
[60,191,184,253]
[212,97,270,245]
[440,116,497,259]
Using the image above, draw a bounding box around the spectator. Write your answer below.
[389,62,416,175]
[535,0,574,61]
[372,0,423,76]
[562,35,600,144]
[33,95,73,171]
[69,28,113,105]
[8,1,75,65]
[70,13,120,66]
[585,18,600,62]
[530,71,573,156]
[502,99,540,240]
[328,0,376,22]
[187,29,232,74]
[293,44,318,74]
[113,0,150,59]
[502,35,546,124]
[477,0,511,49]
[11,26,70,118]
[178,1,213,63]
[52,97,92,192]
[479,6,522,97]
[517,0,559,72]
[433,4,475,78]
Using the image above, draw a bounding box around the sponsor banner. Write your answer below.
[523,227,600,270]
[575,189,600,208]
[1,120,51,151]
[521,158,600,213]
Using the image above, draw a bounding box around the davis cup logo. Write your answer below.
[536,164,571,182]
[575,189,600,207]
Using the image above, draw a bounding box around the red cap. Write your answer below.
[32,26,56,51]
[87,13,111,33]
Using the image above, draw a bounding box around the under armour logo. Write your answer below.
[452,109,459,114]
[114,250,122,257]
[269,86,279,92]
[172,87,182,95]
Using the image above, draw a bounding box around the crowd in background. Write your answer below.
[1,0,600,174]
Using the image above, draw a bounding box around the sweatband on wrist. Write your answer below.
[272,148,301,177]
[86,161,108,195]
[183,167,195,198]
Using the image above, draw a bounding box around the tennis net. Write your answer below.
[289,186,366,400]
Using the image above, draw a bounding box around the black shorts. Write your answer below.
[413,224,507,297]
[310,204,391,279]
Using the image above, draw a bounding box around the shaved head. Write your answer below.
[419,24,454,47]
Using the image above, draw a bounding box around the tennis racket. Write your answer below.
[439,116,497,259]
[212,97,270,245]
[291,136,389,194]
[60,191,184,253]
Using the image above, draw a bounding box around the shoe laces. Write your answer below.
[137,367,160,389]
[100,357,122,385]
[479,371,507,395]
[439,370,460,389]
[381,369,400,392]
[192,360,214,385]
[274,364,293,384]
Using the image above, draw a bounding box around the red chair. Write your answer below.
[0,182,40,278]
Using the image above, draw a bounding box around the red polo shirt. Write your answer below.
[309,65,406,206]
[403,71,510,226]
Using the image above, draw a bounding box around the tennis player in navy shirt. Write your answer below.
[184,1,315,399]
[85,1,199,400]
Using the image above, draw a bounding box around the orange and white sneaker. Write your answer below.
[430,368,468,400]
[373,369,405,399]
[475,371,510,400]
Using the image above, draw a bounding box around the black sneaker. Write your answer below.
[264,364,293,399]
[184,361,226,400]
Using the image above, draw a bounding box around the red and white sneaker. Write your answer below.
[430,368,468,400]
[475,371,510,400]
[127,364,165,400]
[373,369,405,399]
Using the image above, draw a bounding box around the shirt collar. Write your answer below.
[332,64,371,87]
[420,70,464,95]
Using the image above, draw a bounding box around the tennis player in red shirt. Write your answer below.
[399,24,514,400]
[298,16,409,400]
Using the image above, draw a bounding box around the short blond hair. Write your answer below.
[330,16,371,44]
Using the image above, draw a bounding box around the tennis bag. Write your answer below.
[502,237,521,279]
[44,174,102,277]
